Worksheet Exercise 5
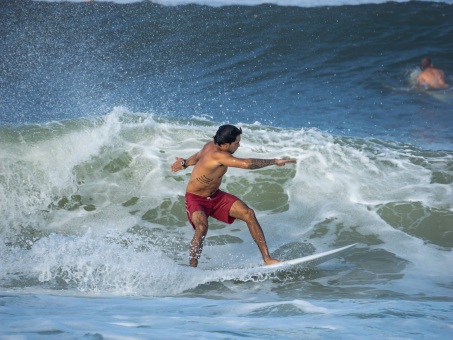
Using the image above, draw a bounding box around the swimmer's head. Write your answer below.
[420,57,432,70]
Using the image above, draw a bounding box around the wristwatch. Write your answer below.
[181,159,187,169]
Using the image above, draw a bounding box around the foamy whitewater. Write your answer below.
[1,0,452,339]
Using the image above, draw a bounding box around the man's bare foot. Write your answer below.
[264,257,281,265]
[189,258,198,267]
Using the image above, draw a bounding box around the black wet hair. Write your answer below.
[421,57,432,70]
[213,125,242,145]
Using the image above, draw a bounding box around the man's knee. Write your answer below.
[239,206,257,223]
[195,222,208,236]
[191,211,208,232]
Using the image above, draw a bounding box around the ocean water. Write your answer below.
[1,0,453,339]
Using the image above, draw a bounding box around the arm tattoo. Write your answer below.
[196,175,213,185]
[249,159,276,170]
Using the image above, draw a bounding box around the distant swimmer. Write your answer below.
[171,124,296,267]
[416,57,449,90]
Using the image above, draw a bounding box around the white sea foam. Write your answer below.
[1,108,452,298]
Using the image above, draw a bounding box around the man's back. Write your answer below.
[417,58,449,90]
[418,67,448,89]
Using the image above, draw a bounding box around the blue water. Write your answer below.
[1,0,453,339]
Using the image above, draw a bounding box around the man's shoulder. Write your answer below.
[199,143,229,163]
[418,70,430,81]
[200,141,216,155]
[211,149,233,162]
[434,68,446,76]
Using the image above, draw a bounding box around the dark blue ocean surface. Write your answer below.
[1,0,452,149]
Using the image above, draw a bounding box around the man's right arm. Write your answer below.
[186,151,201,167]
[170,151,200,173]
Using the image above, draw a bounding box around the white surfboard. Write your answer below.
[259,243,357,270]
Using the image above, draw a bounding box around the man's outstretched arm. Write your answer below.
[247,158,296,169]
[221,156,296,170]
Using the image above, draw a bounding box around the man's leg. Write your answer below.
[189,210,208,267]
[229,200,280,265]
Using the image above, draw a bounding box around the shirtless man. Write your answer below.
[171,124,296,267]
[417,57,449,90]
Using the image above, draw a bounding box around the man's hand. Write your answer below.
[171,157,185,172]
[275,159,297,166]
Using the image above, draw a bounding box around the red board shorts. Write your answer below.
[185,190,239,229]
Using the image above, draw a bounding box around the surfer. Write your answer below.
[171,124,296,267]
[416,57,449,90]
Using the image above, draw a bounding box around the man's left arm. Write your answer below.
[222,155,296,170]
[247,158,296,169]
